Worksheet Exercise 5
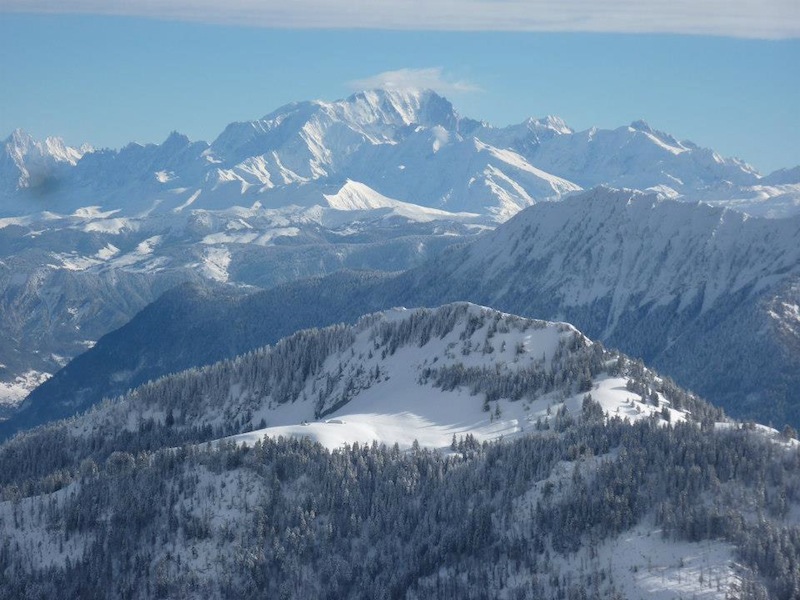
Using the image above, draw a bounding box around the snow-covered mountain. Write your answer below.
[519,119,758,190]
[5,302,800,600]
[73,302,701,449]
[19,302,726,460]
[419,187,800,322]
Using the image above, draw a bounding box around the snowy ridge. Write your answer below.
[4,129,87,168]
[342,132,582,219]
[206,89,459,185]
[695,180,800,218]
[75,302,701,451]
[521,120,760,192]
[452,188,800,323]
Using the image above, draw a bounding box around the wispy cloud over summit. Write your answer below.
[348,68,480,95]
[4,0,799,39]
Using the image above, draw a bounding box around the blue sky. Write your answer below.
[1,12,799,173]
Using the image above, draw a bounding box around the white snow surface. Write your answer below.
[200,246,231,282]
[552,518,742,599]
[0,370,51,406]
[229,372,682,452]
[0,482,88,569]
[323,179,481,222]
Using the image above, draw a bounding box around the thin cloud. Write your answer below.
[3,0,799,39]
[348,68,481,95]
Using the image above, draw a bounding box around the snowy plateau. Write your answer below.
[1,89,800,599]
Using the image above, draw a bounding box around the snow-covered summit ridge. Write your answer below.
[454,187,800,318]
[78,301,704,451]
[209,88,461,165]
[531,115,572,135]
[339,88,461,129]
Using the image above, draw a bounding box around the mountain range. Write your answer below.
[2,89,800,599]
[5,89,798,220]
[2,89,799,412]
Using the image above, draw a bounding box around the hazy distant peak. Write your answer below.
[524,115,573,135]
[162,130,192,147]
[4,128,87,165]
